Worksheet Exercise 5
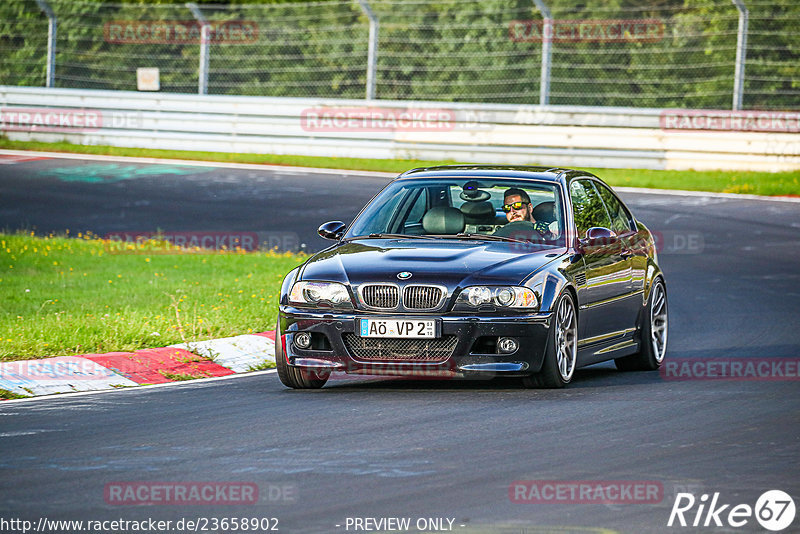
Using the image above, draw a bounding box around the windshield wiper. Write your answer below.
[359,233,530,244]
[364,233,440,240]
[454,233,529,244]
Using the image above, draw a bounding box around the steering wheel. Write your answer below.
[493,220,546,239]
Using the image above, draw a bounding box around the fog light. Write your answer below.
[294,332,312,349]
[498,337,518,354]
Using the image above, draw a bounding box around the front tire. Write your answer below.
[523,291,578,389]
[615,277,668,371]
[275,322,330,389]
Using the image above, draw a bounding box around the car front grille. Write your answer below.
[360,284,399,309]
[343,334,457,362]
[403,285,444,309]
[359,284,445,310]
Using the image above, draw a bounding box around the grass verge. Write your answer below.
[0,388,29,399]
[159,372,204,381]
[1,138,798,196]
[0,231,307,361]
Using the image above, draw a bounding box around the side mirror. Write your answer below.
[318,221,346,240]
[580,227,617,248]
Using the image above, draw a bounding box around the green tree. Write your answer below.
[1,0,797,109]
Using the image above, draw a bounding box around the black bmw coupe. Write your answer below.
[276,165,668,389]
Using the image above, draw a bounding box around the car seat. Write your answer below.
[459,201,495,225]
[532,201,556,224]
[422,206,466,234]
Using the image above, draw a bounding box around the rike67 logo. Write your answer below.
[668,490,795,531]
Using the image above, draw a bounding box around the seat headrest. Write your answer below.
[532,201,556,224]
[422,206,466,234]
[459,201,494,223]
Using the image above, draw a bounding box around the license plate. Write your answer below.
[359,318,438,338]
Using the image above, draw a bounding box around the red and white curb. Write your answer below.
[0,356,139,396]
[0,153,50,165]
[169,332,275,373]
[0,332,275,398]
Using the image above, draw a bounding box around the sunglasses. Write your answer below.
[502,201,530,212]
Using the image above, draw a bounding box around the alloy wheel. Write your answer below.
[555,296,578,382]
[650,282,668,363]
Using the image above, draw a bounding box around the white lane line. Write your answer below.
[0,369,278,405]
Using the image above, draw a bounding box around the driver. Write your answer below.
[494,188,553,239]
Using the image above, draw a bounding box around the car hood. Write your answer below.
[298,238,566,288]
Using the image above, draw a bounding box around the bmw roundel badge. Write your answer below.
[397,271,413,280]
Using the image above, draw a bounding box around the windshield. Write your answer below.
[345,177,566,247]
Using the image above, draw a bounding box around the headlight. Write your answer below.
[289,281,353,308]
[496,287,515,306]
[457,286,538,309]
[467,286,492,306]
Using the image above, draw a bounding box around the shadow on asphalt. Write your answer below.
[296,362,666,392]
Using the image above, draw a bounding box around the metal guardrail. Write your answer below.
[1,87,798,171]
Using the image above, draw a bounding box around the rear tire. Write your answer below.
[523,291,577,389]
[275,322,329,389]
[615,277,668,371]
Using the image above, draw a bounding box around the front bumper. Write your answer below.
[278,307,552,378]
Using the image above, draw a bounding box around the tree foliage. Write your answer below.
[0,0,797,109]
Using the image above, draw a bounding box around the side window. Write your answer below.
[570,180,611,238]
[594,182,632,234]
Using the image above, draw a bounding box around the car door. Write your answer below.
[593,180,647,296]
[569,179,635,344]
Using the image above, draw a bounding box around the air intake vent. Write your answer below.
[360,284,399,309]
[343,334,457,362]
[575,272,587,286]
[403,285,445,309]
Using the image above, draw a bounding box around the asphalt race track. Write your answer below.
[1,155,799,533]
[0,155,388,253]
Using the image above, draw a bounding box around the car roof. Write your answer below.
[396,165,592,185]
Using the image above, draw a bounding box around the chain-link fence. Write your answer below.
[1,0,798,110]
